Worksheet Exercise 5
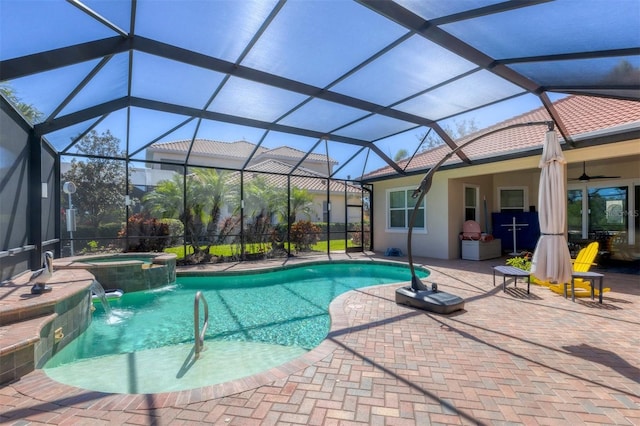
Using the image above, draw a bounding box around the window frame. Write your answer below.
[463,184,480,222]
[386,186,427,233]
[497,186,528,212]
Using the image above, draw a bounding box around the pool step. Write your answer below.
[0,313,57,385]
[0,268,95,385]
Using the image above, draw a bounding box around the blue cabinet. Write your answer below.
[491,212,540,253]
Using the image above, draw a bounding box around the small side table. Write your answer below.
[492,265,531,294]
[565,271,605,303]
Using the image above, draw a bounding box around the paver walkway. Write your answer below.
[1,253,639,425]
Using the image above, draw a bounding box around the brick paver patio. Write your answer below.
[1,254,638,425]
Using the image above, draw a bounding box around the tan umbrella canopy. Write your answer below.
[530,130,573,284]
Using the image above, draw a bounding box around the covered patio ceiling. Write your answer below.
[1,0,638,180]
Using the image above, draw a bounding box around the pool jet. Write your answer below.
[396,121,554,314]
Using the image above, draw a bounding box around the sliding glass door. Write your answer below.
[568,189,584,244]
[567,182,636,261]
[588,186,628,237]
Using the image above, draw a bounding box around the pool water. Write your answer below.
[44,261,427,393]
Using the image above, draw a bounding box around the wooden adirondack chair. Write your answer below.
[546,242,610,297]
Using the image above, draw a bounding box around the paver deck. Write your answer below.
[1,253,639,425]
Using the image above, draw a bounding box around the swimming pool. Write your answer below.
[44,261,428,394]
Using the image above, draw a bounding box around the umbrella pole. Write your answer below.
[400,120,554,313]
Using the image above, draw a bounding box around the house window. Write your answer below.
[499,187,527,212]
[387,188,425,231]
[159,161,183,173]
[464,185,479,221]
[322,201,329,223]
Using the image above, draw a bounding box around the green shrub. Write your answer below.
[350,222,371,248]
[122,213,170,252]
[99,222,123,238]
[506,254,531,271]
[290,220,321,252]
[312,222,347,236]
[159,218,184,246]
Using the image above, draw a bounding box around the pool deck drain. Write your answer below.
[2,253,639,425]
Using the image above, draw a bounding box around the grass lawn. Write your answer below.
[164,239,357,259]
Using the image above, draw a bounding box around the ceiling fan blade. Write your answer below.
[568,162,620,181]
[587,175,621,180]
[569,162,590,180]
[569,171,590,181]
[569,174,622,181]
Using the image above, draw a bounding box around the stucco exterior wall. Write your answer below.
[447,173,494,259]
[371,142,640,260]
[372,174,452,260]
[372,170,505,260]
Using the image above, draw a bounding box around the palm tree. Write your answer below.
[142,168,233,261]
[286,187,314,224]
[394,149,408,162]
[190,168,234,241]
[242,175,287,254]
[0,84,43,123]
[243,175,284,222]
[143,174,184,220]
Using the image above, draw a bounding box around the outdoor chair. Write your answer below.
[459,220,493,241]
[545,242,610,297]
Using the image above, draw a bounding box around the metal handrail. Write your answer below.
[194,291,209,359]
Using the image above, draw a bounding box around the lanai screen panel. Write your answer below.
[0,0,638,178]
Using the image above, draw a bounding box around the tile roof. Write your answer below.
[232,159,361,193]
[246,159,317,176]
[364,95,640,179]
[150,139,265,158]
[292,175,362,194]
[149,139,337,165]
[254,146,337,165]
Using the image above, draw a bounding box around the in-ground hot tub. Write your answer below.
[53,253,176,293]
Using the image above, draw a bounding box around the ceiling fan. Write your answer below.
[570,162,620,181]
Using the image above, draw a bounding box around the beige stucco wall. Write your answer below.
[299,192,361,223]
[447,173,495,259]
[372,174,451,259]
[372,171,507,260]
[371,141,640,260]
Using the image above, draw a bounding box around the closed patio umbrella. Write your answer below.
[530,130,573,285]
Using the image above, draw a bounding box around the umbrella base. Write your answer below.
[395,286,465,314]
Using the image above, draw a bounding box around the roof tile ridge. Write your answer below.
[246,158,324,177]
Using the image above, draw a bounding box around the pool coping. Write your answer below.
[175,257,428,276]
[53,252,176,270]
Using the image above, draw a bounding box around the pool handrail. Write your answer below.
[194,291,209,359]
